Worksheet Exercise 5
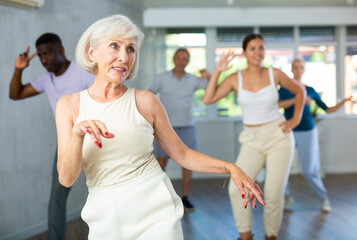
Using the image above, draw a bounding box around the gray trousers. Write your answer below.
[48,148,71,240]
[285,128,327,200]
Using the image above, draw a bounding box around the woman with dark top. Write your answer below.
[279,58,352,213]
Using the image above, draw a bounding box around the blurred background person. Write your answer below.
[150,48,211,212]
[279,58,352,213]
[9,33,94,240]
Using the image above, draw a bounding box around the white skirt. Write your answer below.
[81,165,184,240]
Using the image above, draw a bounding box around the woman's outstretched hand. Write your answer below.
[73,120,115,148]
[228,162,265,208]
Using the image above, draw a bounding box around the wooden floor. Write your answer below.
[27,173,357,240]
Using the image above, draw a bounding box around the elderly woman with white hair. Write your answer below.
[55,14,265,240]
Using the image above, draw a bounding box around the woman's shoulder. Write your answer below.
[56,92,81,122]
[271,67,289,82]
[57,92,80,113]
[58,92,80,105]
[135,88,156,98]
[134,89,158,125]
[271,67,282,74]
[134,89,159,105]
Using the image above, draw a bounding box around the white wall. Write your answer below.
[0,1,146,239]
[143,7,357,27]
[317,115,357,173]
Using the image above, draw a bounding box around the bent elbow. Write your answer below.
[9,94,20,100]
[58,176,74,188]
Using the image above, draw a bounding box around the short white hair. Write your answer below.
[75,14,144,80]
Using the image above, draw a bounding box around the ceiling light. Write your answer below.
[227,0,234,6]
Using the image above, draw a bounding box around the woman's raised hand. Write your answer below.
[215,50,236,72]
[74,120,115,148]
[228,163,265,208]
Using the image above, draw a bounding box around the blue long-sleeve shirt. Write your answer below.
[279,86,328,131]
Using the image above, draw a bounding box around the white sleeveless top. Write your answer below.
[237,68,282,125]
[74,88,159,188]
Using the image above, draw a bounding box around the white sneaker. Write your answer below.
[321,198,331,213]
[284,196,294,207]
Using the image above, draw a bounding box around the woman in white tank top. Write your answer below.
[203,34,306,240]
[55,15,264,240]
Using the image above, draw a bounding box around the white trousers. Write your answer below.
[81,166,184,240]
[228,116,295,236]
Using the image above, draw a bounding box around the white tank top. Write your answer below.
[237,68,282,125]
[74,88,159,188]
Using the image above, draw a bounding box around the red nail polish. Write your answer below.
[94,141,98,146]
[99,143,102,148]
[242,194,245,199]
[105,132,108,136]
[86,129,90,133]
[244,205,247,209]
[254,204,256,209]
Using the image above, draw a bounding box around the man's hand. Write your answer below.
[15,46,37,70]
[197,69,211,80]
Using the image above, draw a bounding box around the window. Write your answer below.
[344,26,357,114]
[260,27,294,43]
[165,29,207,117]
[216,27,253,47]
[299,26,335,43]
[347,26,357,42]
[345,46,357,114]
[298,46,336,112]
[166,28,206,47]
[263,49,294,77]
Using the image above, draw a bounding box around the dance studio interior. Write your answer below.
[0,0,356,239]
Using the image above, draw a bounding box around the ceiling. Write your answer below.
[121,0,356,8]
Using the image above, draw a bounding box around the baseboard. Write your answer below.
[324,164,357,174]
[0,208,82,240]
